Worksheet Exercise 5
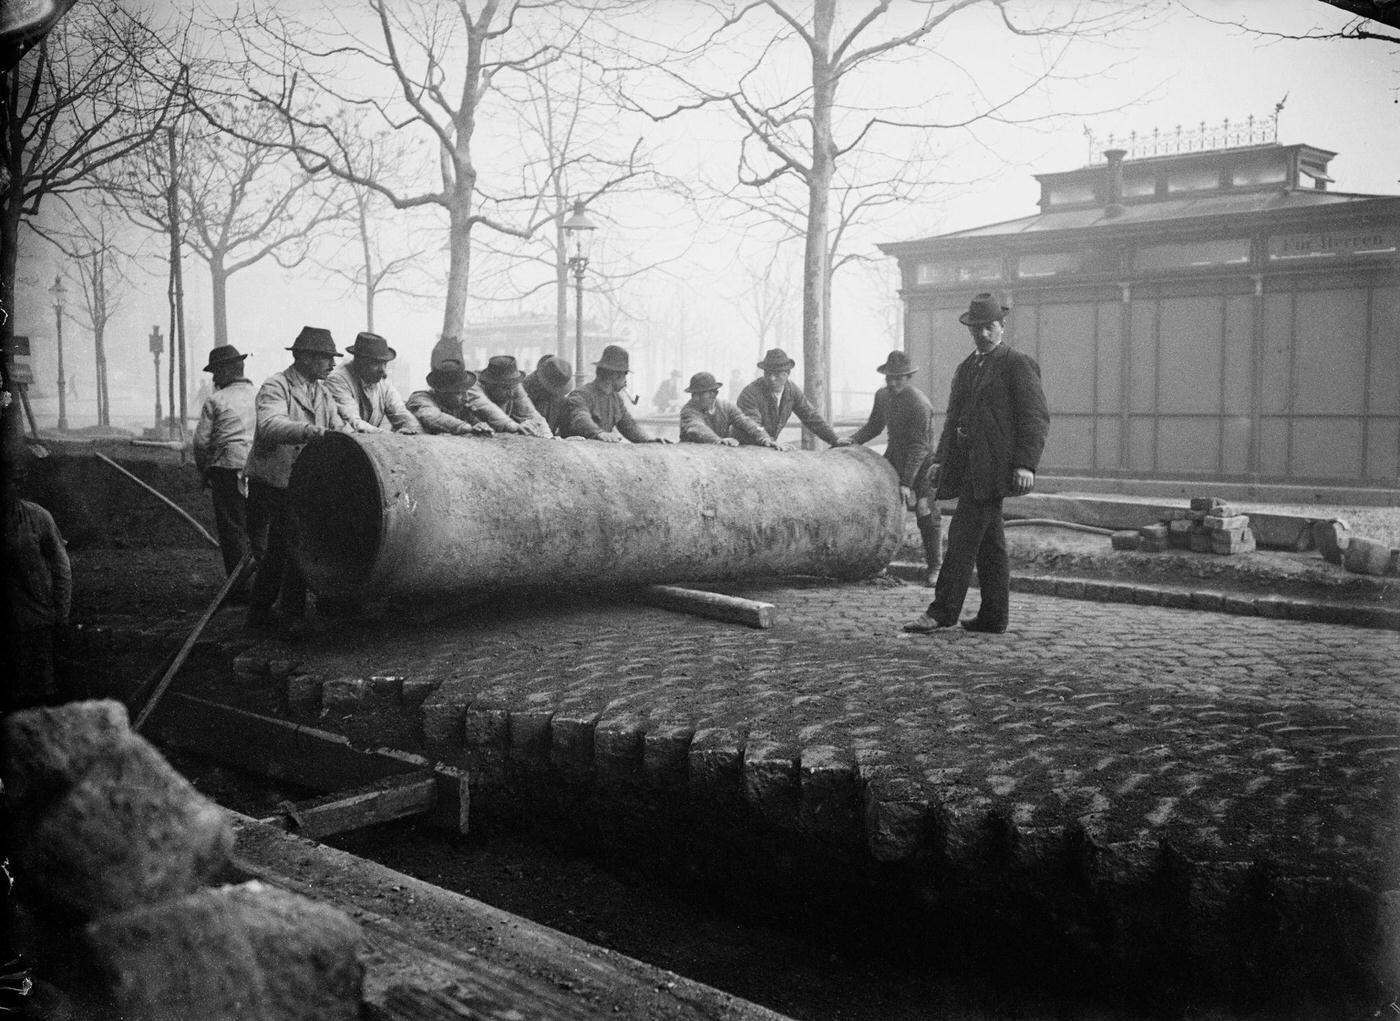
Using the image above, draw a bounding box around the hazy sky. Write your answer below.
[17,0,1399,428]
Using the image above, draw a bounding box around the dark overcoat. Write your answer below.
[933,343,1050,502]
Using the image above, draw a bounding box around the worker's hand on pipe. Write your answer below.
[595,433,623,443]
[776,442,795,451]
[900,485,916,510]
[471,423,494,435]
[719,437,739,447]
[651,437,675,444]
[832,437,853,447]
[351,420,380,434]
[1012,468,1035,495]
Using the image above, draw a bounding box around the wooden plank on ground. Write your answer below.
[639,585,775,629]
[258,771,438,840]
[147,692,469,834]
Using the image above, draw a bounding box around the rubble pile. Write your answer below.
[1110,496,1256,556]
[2,701,364,1020]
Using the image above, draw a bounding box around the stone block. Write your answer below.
[1053,579,1086,600]
[16,738,232,920]
[1138,537,1168,553]
[592,714,646,780]
[462,705,509,775]
[1187,509,1207,523]
[84,881,362,1021]
[1189,496,1227,512]
[285,673,323,719]
[550,710,601,778]
[862,773,932,863]
[1188,530,1213,553]
[1189,591,1225,612]
[797,745,859,839]
[1312,519,1350,565]
[367,675,404,699]
[742,736,799,828]
[1159,589,1194,609]
[687,727,746,806]
[1343,535,1393,576]
[320,676,366,715]
[400,678,438,710]
[421,703,467,758]
[508,710,553,765]
[1167,518,1195,534]
[1202,514,1249,531]
[1138,522,1169,540]
[1110,530,1140,551]
[1209,529,1256,555]
[2,700,133,806]
[642,723,694,788]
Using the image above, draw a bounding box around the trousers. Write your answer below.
[925,485,1008,627]
[207,467,250,581]
[247,479,308,620]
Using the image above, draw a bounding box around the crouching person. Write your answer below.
[406,362,498,435]
[679,372,777,448]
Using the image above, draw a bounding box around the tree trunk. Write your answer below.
[439,198,472,349]
[801,0,836,446]
[210,259,229,349]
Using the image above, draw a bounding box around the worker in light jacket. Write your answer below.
[193,344,256,600]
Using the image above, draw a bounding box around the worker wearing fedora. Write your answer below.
[475,355,551,437]
[326,331,420,435]
[844,349,941,586]
[679,372,777,448]
[193,344,256,600]
[406,361,499,435]
[523,354,576,436]
[244,326,345,635]
[737,348,843,450]
[905,292,1049,636]
[560,344,668,443]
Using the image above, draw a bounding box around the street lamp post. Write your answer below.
[561,200,596,388]
[48,274,68,432]
[148,325,164,431]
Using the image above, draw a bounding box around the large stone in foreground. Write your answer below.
[7,704,232,920]
[1343,536,1395,577]
[2,700,134,806]
[1312,519,1350,565]
[84,881,363,1021]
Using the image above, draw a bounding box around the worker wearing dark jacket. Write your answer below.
[905,293,1050,635]
[844,350,941,585]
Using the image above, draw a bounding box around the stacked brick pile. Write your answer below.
[1,701,364,1020]
[1111,496,1255,555]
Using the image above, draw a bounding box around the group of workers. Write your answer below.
[191,290,1049,638]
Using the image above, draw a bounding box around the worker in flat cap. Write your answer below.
[523,354,576,436]
[475,355,551,437]
[405,361,497,436]
[326,331,420,435]
[193,344,256,601]
[842,349,941,587]
[737,348,844,451]
[679,371,778,448]
[905,292,1049,636]
[244,326,346,636]
[560,344,670,443]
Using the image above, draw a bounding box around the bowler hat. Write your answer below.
[287,326,341,357]
[685,371,721,394]
[876,350,917,376]
[202,344,248,372]
[594,344,630,373]
[425,360,478,393]
[535,354,573,391]
[346,331,396,361]
[480,355,524,385]
[958,292,1010,326]
[757,348,795,372]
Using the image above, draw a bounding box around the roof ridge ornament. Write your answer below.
[1085,111,1282,164]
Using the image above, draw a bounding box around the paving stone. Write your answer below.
[509,709,554,765]
[796,744,860,840]
[1203,514,1250,532]
[1189,591,1226,612]
[84,880,362,1021]
[1138,523,1169,541]
[593,714,647,781]
[688,727,747,805]
[862,772,933,862]
[743,736,800,828]
[1111,530,1141,551]
[642,722,694,788]
[400,677,438,710]
[550,710,601,779]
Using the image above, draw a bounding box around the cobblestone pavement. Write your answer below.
[128,576,1400,1006]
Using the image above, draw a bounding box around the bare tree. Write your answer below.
[0,4,169,357]
[729,241,799,360]
[615,0,1148,417]
[218,0,630,361]
[31,197,136,426]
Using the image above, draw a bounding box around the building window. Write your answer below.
[1132,239,1251,271]
[1016,249,1117,278]
[1122,169,1156,198]
[915,257,1002,285]
[1046,181,1097,206]
[1165,165,1220,194]
[1231,155,1287,188]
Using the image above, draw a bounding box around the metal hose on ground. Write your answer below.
[1004,518,1115,536]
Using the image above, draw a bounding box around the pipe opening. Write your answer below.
[289,433,384,596]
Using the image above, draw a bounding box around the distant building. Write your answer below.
[880,130,1400,491]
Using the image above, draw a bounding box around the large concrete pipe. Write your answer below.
[287,432,902,598]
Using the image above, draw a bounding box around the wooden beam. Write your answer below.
[258,772,438,840]
[145,692,469,834]
[639,585,776,629]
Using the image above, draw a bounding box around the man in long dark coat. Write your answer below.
[905,293,1049,635]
